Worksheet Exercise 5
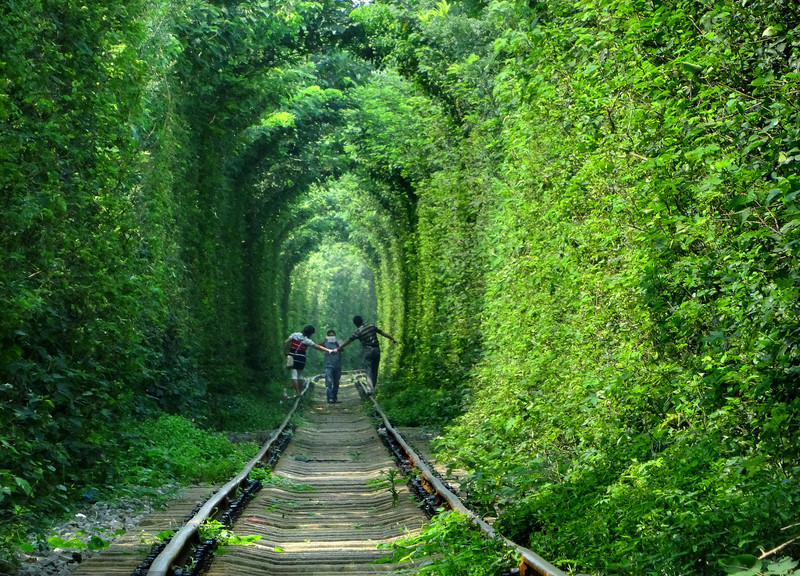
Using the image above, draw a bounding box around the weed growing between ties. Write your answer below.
[265,498,303,512]
[18,526,125,558]
[250,466,315,492]
[45,530,119,552]
[138,528,175,553]
[198,518,262,548]
[368,469,407,508]
[377,510,517,575]
[176,520,261,574]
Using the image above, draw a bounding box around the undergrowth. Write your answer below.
[379,381,465,427]
[377,510,518,575]
[119,414,260,487]
[8,391,285,565]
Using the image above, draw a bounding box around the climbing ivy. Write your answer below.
[351,0,800,573]
[0,0,354,562]
[2,0,799,573]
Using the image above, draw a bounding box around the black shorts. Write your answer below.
[290,354,306,371]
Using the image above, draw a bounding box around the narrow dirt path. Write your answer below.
[207,378,425,575]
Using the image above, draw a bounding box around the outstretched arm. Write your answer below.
[335,336,355,353]
[377,329,398,344]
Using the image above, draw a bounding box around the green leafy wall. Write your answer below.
[352,0,800,573]
[0,0,332,554]
[1,0,156,544]
[2,0,798,573]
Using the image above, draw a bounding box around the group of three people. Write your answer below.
[283,316,397,403]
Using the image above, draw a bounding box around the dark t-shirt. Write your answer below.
[344,324,385,349]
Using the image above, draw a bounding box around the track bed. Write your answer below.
[207,381,424,575]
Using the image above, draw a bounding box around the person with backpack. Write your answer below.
[284,325,330,396]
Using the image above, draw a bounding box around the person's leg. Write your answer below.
[371,350,380,390]
[293,368,304,395]
[332,366,341,401]
[363,347,380,391]
[325,366,335,403]
[362,349,373,390]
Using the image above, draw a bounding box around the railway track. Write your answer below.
[73,373,566,576]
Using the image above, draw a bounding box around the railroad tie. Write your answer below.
[206,380,425,575]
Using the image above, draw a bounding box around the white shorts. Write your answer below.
[289,368,301,380]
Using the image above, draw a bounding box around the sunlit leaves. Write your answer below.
[350,0,800,573]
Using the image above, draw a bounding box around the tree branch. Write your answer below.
[759,535,800,560]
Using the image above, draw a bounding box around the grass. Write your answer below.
[11,388,290,564]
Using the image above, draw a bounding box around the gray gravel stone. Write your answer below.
[14,497,155,576]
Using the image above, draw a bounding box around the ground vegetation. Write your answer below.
[1,0,798,573]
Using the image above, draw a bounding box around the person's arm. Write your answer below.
[304,335,331,353]
[283,337,292,355]
[335,335,355,352]
[377,328,398,344]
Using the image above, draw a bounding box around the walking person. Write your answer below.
[336,316,397,393]
[319,329,343,403]
[284,325,330,396]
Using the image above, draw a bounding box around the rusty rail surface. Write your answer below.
[357,376,567,576]
[139,374,566,576]
[145,382,310,576]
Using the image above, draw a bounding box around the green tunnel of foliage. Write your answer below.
[1,0,799,574]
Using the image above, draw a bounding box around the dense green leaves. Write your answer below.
[0,0,354,562]
[2,0,799,573]
[378,510,518,574]
[350,0,800,573]
[1,0,154,553]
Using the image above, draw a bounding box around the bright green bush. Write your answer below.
[122,415,259,486]
[378,510,518,575]
[352,0,800,573]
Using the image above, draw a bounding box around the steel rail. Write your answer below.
[364,388,568,576]
[145,382,310,576]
